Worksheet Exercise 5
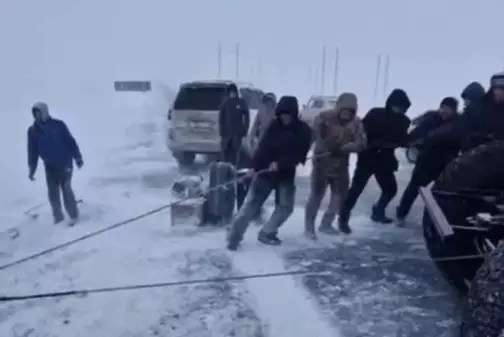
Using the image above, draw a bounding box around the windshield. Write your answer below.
[173,86,227,110]
[240,88,263,109]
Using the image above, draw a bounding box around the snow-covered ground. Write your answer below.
[0,90,461,337]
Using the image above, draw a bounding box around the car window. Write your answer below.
[240,88,263,109]
[307,99,325,109]
[173,86,227,110]
[328,100,338,108]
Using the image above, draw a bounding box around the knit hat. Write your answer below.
[490,71,504,88]
[227,83,238,95]
[440,97,458,112]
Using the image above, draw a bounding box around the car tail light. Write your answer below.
[167,109,172,120]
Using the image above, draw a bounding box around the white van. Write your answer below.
[166,80,262,166]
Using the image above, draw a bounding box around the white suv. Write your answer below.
[166,80,262,166]
[300,95,339,127]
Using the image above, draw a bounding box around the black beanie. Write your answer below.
[440,97,458,112]
[228,83,238,95]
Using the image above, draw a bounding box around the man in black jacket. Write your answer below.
[457,72,504,151]
[461,81,485,114]
[226,96,312,250]
[218,84,250,164]
[337,89,411,233]
[396,97,459,225]
[405,97,459,145]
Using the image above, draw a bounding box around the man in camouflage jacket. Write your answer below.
[304,92,366,239]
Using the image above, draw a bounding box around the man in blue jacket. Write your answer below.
[28,102,83,225]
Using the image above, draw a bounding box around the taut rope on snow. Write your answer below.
[0,251,479,303]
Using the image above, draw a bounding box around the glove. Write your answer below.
[28,173,35,181]
[76,158,84,169]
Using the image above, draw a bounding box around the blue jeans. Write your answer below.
[228,176,295,245]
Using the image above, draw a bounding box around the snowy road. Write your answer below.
[0,94,460,337]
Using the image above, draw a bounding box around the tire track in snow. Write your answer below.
[228,244,340,337]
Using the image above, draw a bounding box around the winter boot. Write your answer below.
[68,216,78,227]
[226,229,241,251]
[53,214,65,225]
[304,230,318,241]
[318,225,339,235]
[257,231,282,246]
[395,207,406,227]
[338,215,352,234]
[371,205,393,224]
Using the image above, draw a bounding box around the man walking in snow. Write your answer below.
[218,84,250,165]
[337,89,411,233]
[226,95,312,250]
[396,97,460,225]
[304,92,366,239]
[28,102,83,225]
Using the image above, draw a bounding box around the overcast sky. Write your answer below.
[1,0,503,111]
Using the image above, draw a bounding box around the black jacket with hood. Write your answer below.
[251,96,312,182]
[461,81,485,114]
[457,90,504,150]
[358,89,411,172]
[218,90,250,140]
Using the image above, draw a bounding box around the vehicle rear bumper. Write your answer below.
[166,133,220,154]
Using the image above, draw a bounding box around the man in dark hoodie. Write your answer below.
[457,72,504,150]
[461,81,485,114]
[28,102,83,225]
[396,97,460,225]
[226,96,312,250]
[218,83,250,165]
[405,97,459,145]
[337,89,411,233]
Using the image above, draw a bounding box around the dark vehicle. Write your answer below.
[420,140,504,337]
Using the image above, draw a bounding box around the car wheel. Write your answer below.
[422,141,504,293]
[173,151,196,166]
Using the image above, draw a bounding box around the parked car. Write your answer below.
[300,95,339,127]
[166,80,262,166]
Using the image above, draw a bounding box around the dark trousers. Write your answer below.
[236,174,278,216]
[45,166,79,221]
[221,137,242,165]
[396,166,438,219]
[339,163,398,220]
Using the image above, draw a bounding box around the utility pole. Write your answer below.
[333,47,340,94]
[374,54,382,99]
[235,43,240,79]
[217,43,222,78]
[321,45,326,94]
[383,54,390,97]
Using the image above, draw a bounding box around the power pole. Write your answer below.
[217,43,222,78]
[235,43,240,79]
[321,45,326,94]
[383,54,390,97]
[333,47,340,94]
[374,54,382,99]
